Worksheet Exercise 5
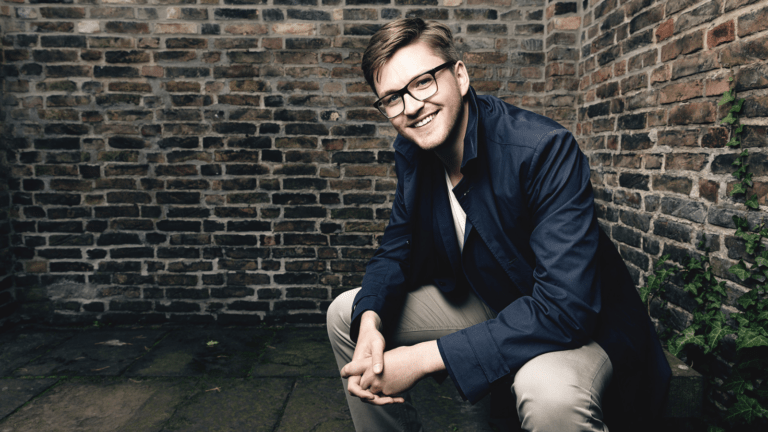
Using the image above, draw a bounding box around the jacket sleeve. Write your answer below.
[437,128,602,403]
[348,151,413,342]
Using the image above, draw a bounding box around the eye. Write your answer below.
[414,76,433,89]
[384,93,402,106]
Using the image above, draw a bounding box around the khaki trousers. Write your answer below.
[327,285,613,432]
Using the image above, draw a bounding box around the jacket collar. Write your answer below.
[393,86,480,172]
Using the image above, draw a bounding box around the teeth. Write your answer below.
[414,114,435,128]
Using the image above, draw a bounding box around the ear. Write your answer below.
[454,61,470,97]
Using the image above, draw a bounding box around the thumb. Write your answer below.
[372,338,384,374]
[340,359,368,378]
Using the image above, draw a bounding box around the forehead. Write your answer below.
[374,41,444,95]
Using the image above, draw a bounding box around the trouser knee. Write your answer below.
[517,383,585,430]
[326,289,359,367]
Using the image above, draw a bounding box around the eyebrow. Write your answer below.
[378,65,438,98]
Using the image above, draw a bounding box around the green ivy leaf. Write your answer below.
[735,123,744,134]
[725,394,768,425]
[733,216,749,231]
[756,254,768,268]
[729,98,745,113]
[723,370,753,393]
[721,112,738,125]
[730,260,750,281]
[757,311,768,323]
[737,327,768,350]
[738,290,757,309]
[686,258,703,271]
[706,320,728,353]
[743,172,754,187]
[668,327,706,357]
[718,89,736,106]
[726,137,741,148]
[638,284,653,303]
[730,182,747,196]
[736,356,768,372]
[713,282,727,297]
[735,313,750,328]
[745,194,760,210]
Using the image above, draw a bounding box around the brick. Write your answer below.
[104,21,149,34]
[735,63,768,92]
[629,5,663,34]
[737,4,768,37]
[658,130,698,148]
[659,197,707,223]
[668,102,716,125]
[659,81,702,104]
[698,179,719,203]
[653,218,692,243]
[671,51,720,80]
[665,153,708,172]
[272,23,315,35]
[661,30,703,62]
[708,20,735,49]
[652,174,692,195]
[676,0,720,33]
[619,173,649,191]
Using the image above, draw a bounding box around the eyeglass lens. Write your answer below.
[378,73,437,118]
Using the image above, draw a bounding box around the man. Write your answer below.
[327,18,670,431]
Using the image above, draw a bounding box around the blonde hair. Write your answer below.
[362,18,460,95]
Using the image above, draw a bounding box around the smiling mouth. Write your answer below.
[413,113,436,128]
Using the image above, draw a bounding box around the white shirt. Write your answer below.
[445,168,467,253]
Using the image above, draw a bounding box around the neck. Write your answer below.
[434,99,470,185]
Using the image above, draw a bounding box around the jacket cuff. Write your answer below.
[438,321,510,404]
[436,338,466,400]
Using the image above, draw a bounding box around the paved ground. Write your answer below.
[0,324,497,432]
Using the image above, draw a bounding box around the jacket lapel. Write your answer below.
[431,159,462,275]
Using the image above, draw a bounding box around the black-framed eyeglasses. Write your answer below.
[373,61,456,119]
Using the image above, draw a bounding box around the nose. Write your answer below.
[402,93,424,117]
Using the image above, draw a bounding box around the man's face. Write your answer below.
[374,41,469,152]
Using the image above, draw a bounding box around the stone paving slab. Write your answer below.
[126,328,273,378]
[159,377,293,432]
[13,330,166,377]
[0,378,197,432]
[412,378,495,432]
[0,332,75,376]
[251,327,338,377]
[276,377,354,432]
[0,378,59,419]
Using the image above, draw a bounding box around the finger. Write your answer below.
[340,359,368,379]
[371,338,385,374]
[359,368,375,391]
[364,394,406,405]
[347,375,376,401]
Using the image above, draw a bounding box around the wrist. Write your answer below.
[360,310,382,333]
[419,341,446,375]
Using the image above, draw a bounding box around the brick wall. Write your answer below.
[0,0,558,325]
[0,76,16,327]
[1,0,766,328]
[578,0,768,331]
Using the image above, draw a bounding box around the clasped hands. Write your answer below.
[340,311,445,405]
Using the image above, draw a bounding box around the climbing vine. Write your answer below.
[643,79,768,431]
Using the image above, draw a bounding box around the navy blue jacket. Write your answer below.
[351,88,670,423]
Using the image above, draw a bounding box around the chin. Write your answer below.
[402,125,448,152]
